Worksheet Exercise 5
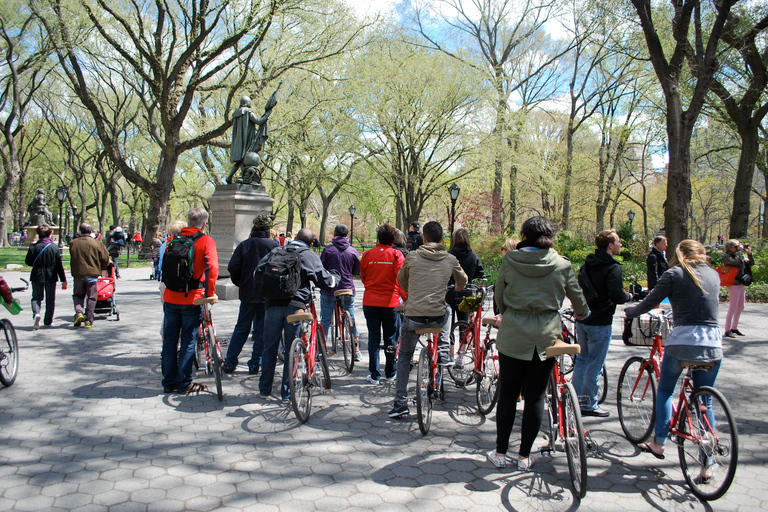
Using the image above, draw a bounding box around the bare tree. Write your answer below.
[630,0,738,248]
[408,0,569,232]
[33,0,369,243]
[0,9,52,246]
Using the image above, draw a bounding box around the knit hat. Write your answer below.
[252,215,273,231]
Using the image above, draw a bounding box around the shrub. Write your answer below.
[720,282,768,303]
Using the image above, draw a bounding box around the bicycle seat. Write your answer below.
[286,312,313,323]
[482,318,497,326]
[334,289,353,297]
[681,360,715,369]
[545,339,581,358]
[193,295,218,305]
[415,327,442,335]
[395,304,406,312]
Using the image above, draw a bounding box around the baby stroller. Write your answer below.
[95,263,120,321]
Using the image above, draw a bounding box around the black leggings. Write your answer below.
[495,351,556,457]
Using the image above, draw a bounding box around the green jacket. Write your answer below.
[495,248,589,361]
[398,242,467,317]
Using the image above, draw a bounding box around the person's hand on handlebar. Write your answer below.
[494,314,502,327]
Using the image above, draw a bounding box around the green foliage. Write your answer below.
[749,244,768,283]
[555,231,592,263]
[473,236,506,284]
[720,282,768,303]
[621,261,647,285]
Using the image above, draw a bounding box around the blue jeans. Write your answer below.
[162,302,202,391]
[225,302,265,371]
[572,322,612,410]
[320,293,359,342]
[259,305,301,399]
[655,353,721,445]
[363,305,397,380]
[394,308,451,407]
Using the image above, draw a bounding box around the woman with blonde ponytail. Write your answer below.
[625,240,722,470]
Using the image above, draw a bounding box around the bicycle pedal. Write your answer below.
[219,338,229,348]
[328,351,336,355]
[195,370,207,377]
[538,445,552,455]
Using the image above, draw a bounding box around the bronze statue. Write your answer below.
[226,83,282,185]
[25,189,54,226]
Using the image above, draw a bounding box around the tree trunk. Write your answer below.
[729,122,760,238]
[663,103,693,249]
[0,145,21,248]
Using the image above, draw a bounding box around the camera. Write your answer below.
[744,243,750,249]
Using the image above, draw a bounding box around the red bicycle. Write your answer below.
[193,295,224,400]
[327,288,356,373]
[542,339,589,499]
[286,287,332,423]
[415,327,445,435]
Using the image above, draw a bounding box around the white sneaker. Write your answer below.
[517,456,534,471]
[33,314,42,330]
[365,374,380,385]
[454,356,464,369]
[487,450,506,468]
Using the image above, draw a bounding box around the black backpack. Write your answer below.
[162,232,205,295]
[260,246,307,300]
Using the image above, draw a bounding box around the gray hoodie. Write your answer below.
[398,242,467,317]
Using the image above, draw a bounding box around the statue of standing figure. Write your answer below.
[226,82,282,185]
[25,189,54,226]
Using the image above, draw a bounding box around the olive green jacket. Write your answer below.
[495,248,589,361]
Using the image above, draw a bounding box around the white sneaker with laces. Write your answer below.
[33,314,42,330]
[487,450,506,468]
[517,456,534,471]
[365,374,380,385]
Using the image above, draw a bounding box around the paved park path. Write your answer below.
[1,266,766,511]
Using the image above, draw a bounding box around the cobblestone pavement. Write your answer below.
[1,267,766,511]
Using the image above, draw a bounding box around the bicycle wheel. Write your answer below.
[288,338,311,423]
[208,326,223,401]
[543,373,558,447]
[329,311,338,355]
[416,347,433,435]
[476,341,499,416]
[617,356,656,444]
[563,382,588,499]
[194,330,206,373]
[315,325,332,391]
[678,386,738,501]
[597,365,608,405]
[0,320,19,386]
[448,321,474,387]
[340,311,355,373]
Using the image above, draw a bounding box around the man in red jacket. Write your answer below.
[161,207,219,394]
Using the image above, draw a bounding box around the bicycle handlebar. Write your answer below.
[10,278,29,293]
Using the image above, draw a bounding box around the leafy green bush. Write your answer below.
[555,231,592,263]
[720,282,768,303]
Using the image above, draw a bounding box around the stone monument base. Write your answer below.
[208,183,274,300]
[24,225,64,246]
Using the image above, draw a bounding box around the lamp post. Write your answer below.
[300,210,307,228]
[627,209,636,229]
[448,183,460,236]
[486,215,491,235]
[66,205,72,243]
[348,204,356,248]
[55,186,68,247]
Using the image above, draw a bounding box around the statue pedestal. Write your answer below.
[24,226,64,246]
[208,183,274,300]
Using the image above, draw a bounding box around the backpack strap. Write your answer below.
[32,243,53,269]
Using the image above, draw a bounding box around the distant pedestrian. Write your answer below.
[107,225,126,278]
[25,225,67,329]
[646,236,669,290]
[722,239,753,338]
[69,223,110,329]
[406,222,423,251]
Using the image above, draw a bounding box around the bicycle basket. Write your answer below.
[624,312,672,347]
[445,288,474,308]
[458,295,483,313]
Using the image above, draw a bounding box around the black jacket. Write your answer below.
[578,250,631,326]
[406,231,423,251]
[228,231,279,303]
[449,244,484,285]
[25,239,66,284]
[646,246,668,290]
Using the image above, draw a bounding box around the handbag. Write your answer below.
[716,266,739,287]
[736,264,753,286]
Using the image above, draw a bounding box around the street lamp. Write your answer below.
[66,205,72,243]
[348,204,356,248]
[448,183,460,236]
[627,209,636,229]
[300,210,307,228]
[55,186,68,247]
[486,215,491,235]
